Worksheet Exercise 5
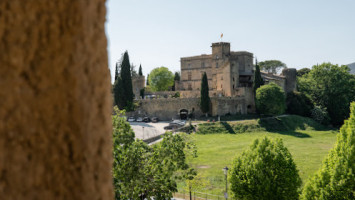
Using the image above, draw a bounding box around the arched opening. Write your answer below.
[179,109,188,120]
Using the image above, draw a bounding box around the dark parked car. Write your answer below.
[143,117,150,122]
[151,117,159,123]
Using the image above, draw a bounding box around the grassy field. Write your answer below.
[176,116,338,198]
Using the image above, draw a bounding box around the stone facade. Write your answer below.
[179,42,254,97]
[131,42,296,120]
[128,97,252,120]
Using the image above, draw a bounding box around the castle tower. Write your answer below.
[211,42,230,60]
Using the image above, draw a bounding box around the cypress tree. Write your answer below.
[120,51,134,110]
[113,77,125,109]
[200,72,210,116]
[146,74,149,85]
[114,62,119,81]
[253,59,264,95]
[138,64,143,76]
[174,72,180,81]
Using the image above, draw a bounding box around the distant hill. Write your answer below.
[348,62,355,74]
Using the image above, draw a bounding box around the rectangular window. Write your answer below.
[188,72,192,81]
[188,84,192,90]
[201,62,205,68]
[216,62,219,68]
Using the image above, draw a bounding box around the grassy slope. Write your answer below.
[178,116,337,197]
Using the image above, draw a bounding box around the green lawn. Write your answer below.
[177,116,338,198]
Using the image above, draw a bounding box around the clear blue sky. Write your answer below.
[105,0,355,81]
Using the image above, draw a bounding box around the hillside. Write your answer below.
[196,115,327,135]
[176,116,337,199]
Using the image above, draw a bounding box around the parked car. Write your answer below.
[151,117,159,123]
[136,117,143,122]
[169,120,185,126]
[127,117,135,122]
[143,117,150,122]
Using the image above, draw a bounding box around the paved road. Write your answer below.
[129,122,169,140]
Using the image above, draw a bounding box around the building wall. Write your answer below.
[128,96,252,120]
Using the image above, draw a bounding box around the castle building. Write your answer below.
[177,42,253,97]
[176,42,296,98]
[130,42,297,120]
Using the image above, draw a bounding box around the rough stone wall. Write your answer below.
[0,1,113,200]
[129,96,252,120]
[133,98,203,120]
[211,97,247,116]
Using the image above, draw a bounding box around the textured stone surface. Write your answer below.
[0,1,113,199]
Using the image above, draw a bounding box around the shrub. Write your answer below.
[255,83,286,115]
[230,137,302,200]
[286,91,313,117]
[301,102,355,200]
[311,105,330,125]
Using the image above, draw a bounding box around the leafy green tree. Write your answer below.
[296,68,311,77]
[259,60,287,74]
[230,137,302,200]
[255,83,286,115]
[301,102,355,200]
[286,91,313,117]
[148,67,174,91]
[298,63,355,126]
[200,72,210,116]
[112,108,197,199]
[138,64,143,76]
[113,77,125,109]
[253,59,264,95]
[120,51,134,110]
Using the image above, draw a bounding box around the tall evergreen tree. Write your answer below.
[138,64,143,76]
[174,72,180,81]
[114,61,119,81]
[172,72,180,91]
[146,74,149,85]
[200,72,210,116]
[120,51,134,110]
[253,59,264,95]
[113,77,125,109]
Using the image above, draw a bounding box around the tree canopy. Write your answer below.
[112,107,197,199]
[296,68,311,77]
[230,137,302,200]
[200,72,210,115]
[259,60,287,74]
[255,83,286,115]
[148,67,174,91]
[301,102,355,200]
[298,63,355,126]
